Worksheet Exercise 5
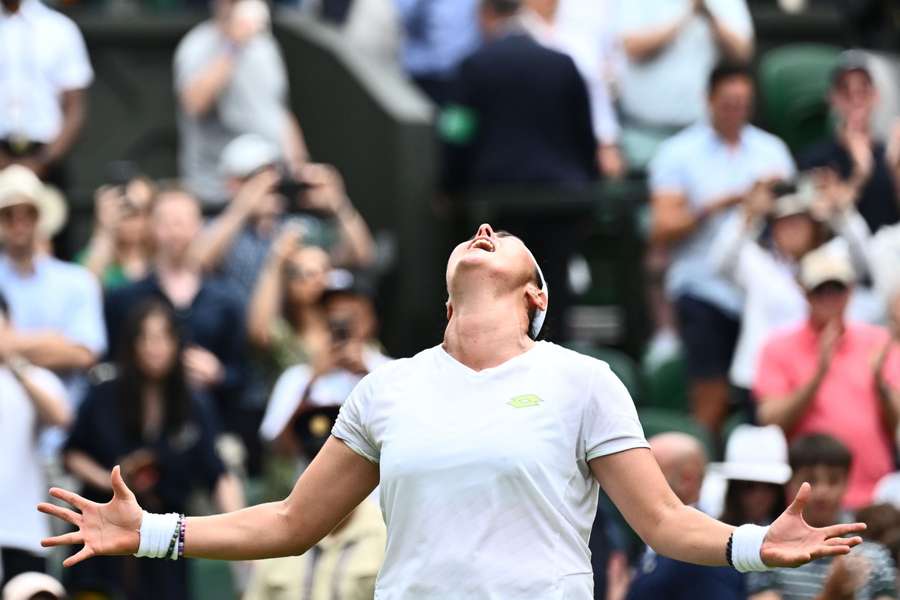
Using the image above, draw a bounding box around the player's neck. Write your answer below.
[443,297,533,372]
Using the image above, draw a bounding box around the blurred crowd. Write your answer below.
[2,0,900,599]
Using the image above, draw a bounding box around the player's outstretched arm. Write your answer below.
[590,448,866,569]
[39,437,379,566]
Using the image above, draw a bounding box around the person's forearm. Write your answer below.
[710,212,759,284]
[649,502,735,565]
[707,17,753,62]
[15,368,71,427]
[42,90,86,165]
[214,473,245,514]
[622,12,691,61]
[82,232,117,283]
[875,349,900,436]
[180,52,237,118]
[651,211,701,244]
[831,208,872,280]
[191,210,249,273]
[66,451,114,492]
[12,334,96,370]
[758,372,825,432]
[283,112,309,169]
[247,260,282,348]
[331,205,375,268]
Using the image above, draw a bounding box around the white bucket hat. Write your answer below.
[2,572,66,600]
[0,165,68,240]
[708,424,792,485]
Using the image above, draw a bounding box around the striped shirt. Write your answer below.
[747,542,897,600]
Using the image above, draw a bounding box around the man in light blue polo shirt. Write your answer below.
[0,165,105,406]
[649,62,795,440]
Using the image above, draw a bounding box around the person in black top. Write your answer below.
[64,299,244,600]
[799,51,900,234]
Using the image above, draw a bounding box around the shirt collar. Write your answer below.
[0,252,50,278]
[700,121,750,151]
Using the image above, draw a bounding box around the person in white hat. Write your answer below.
[1,572,66,600]
[0,165,106,402]
[41,224,866,600]
[755,246,900,509]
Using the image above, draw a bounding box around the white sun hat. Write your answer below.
[2,572,66,600]
[708,424,792,485]
[0,165,67,241]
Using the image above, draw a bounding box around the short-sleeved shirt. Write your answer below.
[0,0,93,142]
[0,254,107,403]
[649,122,796,314]
[0,365,66,552]
[754,322,900,508]
[174,22,289,206]
[331,342,649,599]
[800,140,900,234]
[626,548,745,600]
[747,541,897,600]
[65,379,225,514]
[616,0,753,127]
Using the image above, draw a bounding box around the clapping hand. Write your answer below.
[761,483,865,568]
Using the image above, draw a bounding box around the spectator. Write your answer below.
[2,572,66,600]
[703,425,790,525]
[650,62,795,437]
[247,230,331,375]
[244,404,386,600]
[395,0,481,104]
[0,0,92,187]
[747,434,898,600]
[800,51,900,234]
[616,0,753,168]
[104,187,246,439]
[754,247,900,509]
[259,274,391,454]
[710,175,874,411]
[174,0,308,207]
[443,0,596,190]
[626,432,745,600]
[521,0,625,178]
[193,135,375,299]
[76,175,155,290]
[0,165,106,403]
[0,292,70,587]
[63,299,244,600]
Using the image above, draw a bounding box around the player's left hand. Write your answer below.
[760,482,866,568]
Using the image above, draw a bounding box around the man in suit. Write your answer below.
[442,0,597,340]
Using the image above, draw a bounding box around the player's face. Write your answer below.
[446,224,535,297]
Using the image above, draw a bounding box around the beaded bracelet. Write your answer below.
[177,514,186,560]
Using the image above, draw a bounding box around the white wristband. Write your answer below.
[732,524,771,573]
[134,511,180,559]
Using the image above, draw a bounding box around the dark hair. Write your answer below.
[481,0,520,16]
[115,299,191,440]
[720,480,785,525]
[708,61,754,95]
[0,290,8,318]
[789,434,852,473]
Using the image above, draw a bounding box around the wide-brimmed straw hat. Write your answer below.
[708,425,792,485]
[0,165,67,240]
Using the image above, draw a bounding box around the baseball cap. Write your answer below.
[708,425,792,485]
[771,179,816,220]
[799,247,855,291]
[219,134,281,179]
[831,50,874,87]
[2,572,66,600]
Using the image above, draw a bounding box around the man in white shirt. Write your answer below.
[0,0,92,185]
[0,291,71,588]
[616,0,753,168]
[650,63,795,439]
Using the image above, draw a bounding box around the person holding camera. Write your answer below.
[192,134,376,300]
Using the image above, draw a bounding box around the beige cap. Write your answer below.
[0,165,68,240]
[799,247,855,291]
[2,572,66,600]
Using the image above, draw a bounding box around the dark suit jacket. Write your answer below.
[444,31,598,191]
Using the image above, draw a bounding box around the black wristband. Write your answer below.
[726,532,735,568]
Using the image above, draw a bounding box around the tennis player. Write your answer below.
[39,224,865,599]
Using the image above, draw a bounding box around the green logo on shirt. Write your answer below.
[508,394,542,408]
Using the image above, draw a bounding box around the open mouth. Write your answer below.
[469,237,496,252]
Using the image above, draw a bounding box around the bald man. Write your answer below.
[626,432,746,600]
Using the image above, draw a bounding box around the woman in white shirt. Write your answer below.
[39,224,864,599]
[710,175,873,402]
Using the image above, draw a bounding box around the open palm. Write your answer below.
[37,465,143,567]
[761,482,866,568]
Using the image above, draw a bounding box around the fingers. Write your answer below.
[822,522,867,539]
[49,487,88,511]
[786,481,811,516]
[37,502,82,527]
[824,536,863,548]
[811,544,853,559]
[41,531,84,548]
[111,465,135,501]
[63,546,95,568]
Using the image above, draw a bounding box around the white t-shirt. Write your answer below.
[332,342,648,600]
[0,365,66,552]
